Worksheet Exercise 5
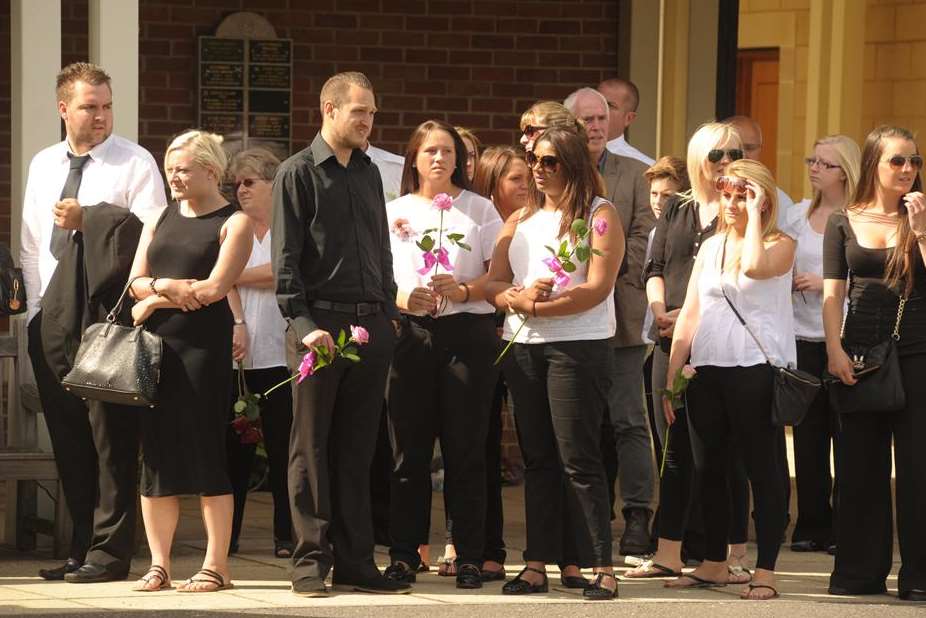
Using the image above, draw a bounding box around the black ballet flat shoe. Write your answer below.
[481,567,506,582]
[502,567,548,595]
[900,589,926,602]
[790,540,826,552]
[561,574,590,589]
[383,561,417,584]
[456,563,483,589]
[583,572,618,600]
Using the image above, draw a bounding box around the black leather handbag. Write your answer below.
[826,291,906,414]
[61,277,162,407]
[722,287,821,427]
[0,241,26,316]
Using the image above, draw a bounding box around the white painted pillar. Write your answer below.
[89,0,139,141]
[11,0,61,258]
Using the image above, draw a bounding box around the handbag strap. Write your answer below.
[719,234,774,367]
[107,276,146,323]
[838,270,907,341]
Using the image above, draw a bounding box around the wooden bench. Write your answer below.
[0,318,71,558]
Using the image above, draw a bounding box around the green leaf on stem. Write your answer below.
[544,245,557,255]
[447,233,464,242]
[575,245,590,263]
[591,248,604,257]
[558,240,569,257]
[456,241,471,251]
[561,259,576,273]
[571,218,588,237]
[342,352,361,362]
[336,329,346,348]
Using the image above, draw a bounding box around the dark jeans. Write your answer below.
[226,366,294,549]
[686,364,789,571]
[504,339,613,567]
[831,352,926,595]
[286,310,395,583]
[792,340,838,546]
[387,313,498,568]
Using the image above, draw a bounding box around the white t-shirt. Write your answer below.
[775,187,796,230]
[503,197,617,343]
[387,190,502,316]
[783,199,825,341]
[690,234,796,368]
[234,231,287,370]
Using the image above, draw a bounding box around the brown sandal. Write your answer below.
[177,568,233,593]
[437,556,457,577]
[132,565,172,592]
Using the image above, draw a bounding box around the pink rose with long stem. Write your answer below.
[297,350,317,384]
[350,325,370,345]
[263,326,370,394]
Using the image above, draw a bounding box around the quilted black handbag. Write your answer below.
[61,277,162,407]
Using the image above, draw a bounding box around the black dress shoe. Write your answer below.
[38,558,81,581]
[333,571,411,594]
[561,574,590,589]
[826,544,837,556]
[383,561,417,584]
[900,589,926,602]
[456,563,483,589]
[64,563,128,584]
[828,582,887,596]
[619,508,653,555]
[791,540,825,552]
[292,577,328,597]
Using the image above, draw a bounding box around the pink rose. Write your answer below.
[297,350,316,383]
[593,218,608,236]
[681,365,696,380]
[350,325,370,345]
[542,256,564,273]
[390,218,415,241]
[433,192,453,211]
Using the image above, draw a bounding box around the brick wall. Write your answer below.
[0,0,10,247]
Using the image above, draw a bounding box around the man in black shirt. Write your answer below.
[271,71,407,596]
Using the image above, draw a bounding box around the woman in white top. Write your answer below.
[784,135,860,555]
[665,159,795,600]
[224,149,293,560]
[486,127,625,600]
[382,121,503,589]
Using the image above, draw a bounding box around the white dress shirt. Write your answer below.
[235,231,287,369]
[387,190,502,316]
[606,134,655,166]
[775,186,795,230]
[366,144,405,203]
[20,134,167,322]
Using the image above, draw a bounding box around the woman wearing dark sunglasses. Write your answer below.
[486,127,625,600]
[780,135,860,557]
[632,122,752,581]
[822,126,926,602]
[665,159,795,600]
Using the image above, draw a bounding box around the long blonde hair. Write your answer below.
[680,122,742,205]
[807,134,861,217]
[721,159,781,238]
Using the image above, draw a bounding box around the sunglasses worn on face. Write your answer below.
[715,176,749,195]
[885,154,924,170]
[805,157,841,170]
[707,149,745,163]
[235,178,263,190]
[526,152,559,172]
[522,125,548,139]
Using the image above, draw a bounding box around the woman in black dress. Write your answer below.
[823,125,926,602]
[127,130,252,592]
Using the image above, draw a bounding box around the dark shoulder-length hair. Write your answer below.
[529,127,606,240]
[850,125,923,294]
[399,120,470,196]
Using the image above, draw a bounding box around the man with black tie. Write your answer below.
[272,71,408,596]
[20,62,166,581]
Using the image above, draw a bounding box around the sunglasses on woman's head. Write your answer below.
[526,151,559,172]
[885,154,924,170]
[522,125,548,139]
[707,149,745,163]
[715,175,749,195]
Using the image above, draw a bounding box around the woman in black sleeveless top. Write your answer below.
[822,125,926,602]
[126,131,252,593]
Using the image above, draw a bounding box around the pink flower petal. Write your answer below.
[350,325,370,345]
[433,192,453,211]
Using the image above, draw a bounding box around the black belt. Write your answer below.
[311,299,382,316]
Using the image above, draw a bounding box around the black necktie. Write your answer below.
[50,153,91,258]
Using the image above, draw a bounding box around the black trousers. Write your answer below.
[28,312,138,571]
[831,352,926,595]
[287,310,395,583]
[445,376,508,564]
[387,313,498,568]
[685,364,789,571]
[226,365,294,548]
[504,339,613,567]
[792,340,838,546]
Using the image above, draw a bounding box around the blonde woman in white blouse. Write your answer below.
[382,121,502,590]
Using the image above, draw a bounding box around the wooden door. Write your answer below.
[735,48,780,175]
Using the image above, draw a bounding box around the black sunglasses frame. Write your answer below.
[526,152,559,172]
[707,149,745,163]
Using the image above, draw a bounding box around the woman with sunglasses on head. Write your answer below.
[823,126,926,602]
[382,120,503,589]
[486,127,625,600]
[630,123,752,580]
[664,159,795,600]
[781,136,860,556]
[223,148,294,560]
[518,101,584,153]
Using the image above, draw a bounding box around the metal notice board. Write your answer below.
[197,36,292,160]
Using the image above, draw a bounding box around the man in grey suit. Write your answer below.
[565,87,657,555]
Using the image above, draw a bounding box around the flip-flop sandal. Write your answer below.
[624,561,682,579]
[177,568,233,593]
[728,564,753,584]
[664,573,727,589]
[742,583,779,600]
[132,565,172,592]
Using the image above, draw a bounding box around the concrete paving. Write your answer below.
[0,488,920,617]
